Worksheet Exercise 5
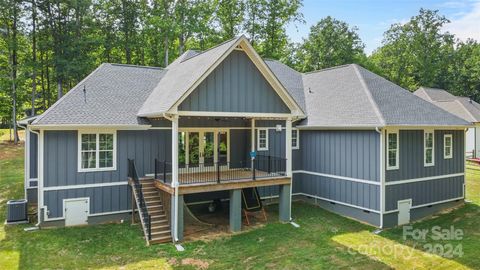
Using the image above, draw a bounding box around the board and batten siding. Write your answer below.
[178,50,290,113]
[30,131,38,179]
[43,130,171,187]
[44,185,131,218]
[294,130,381,211]
[385,176,464,211]
[385,130,464,181]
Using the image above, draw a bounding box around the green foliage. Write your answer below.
[369,8,480,102]
[295,16,365,72]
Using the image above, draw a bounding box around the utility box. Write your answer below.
[6,199,28,224]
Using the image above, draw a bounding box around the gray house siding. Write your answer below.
[30,131,38,179]
[386,130,464,181]
[385,175,464,211]
[178,50,290,113]
[43,130,171,187]
[44,185,131,218]
[299,130,380,182]
[292,130,381,226]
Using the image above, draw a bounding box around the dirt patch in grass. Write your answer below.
[0,142,24,160]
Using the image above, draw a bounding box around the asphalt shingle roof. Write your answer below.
[31,37,471,128]
[414,87,480,123]
[33,63,166,125]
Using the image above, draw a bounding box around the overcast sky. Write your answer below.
[286,0,480,55]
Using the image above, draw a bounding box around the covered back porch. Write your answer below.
[155,115,294,242]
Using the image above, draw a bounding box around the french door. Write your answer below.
[178,129,229,168]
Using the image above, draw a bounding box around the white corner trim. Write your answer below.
[43,181,128,191]
[293,170,381,186]
[385,173,464,186]
[296,192,380,213]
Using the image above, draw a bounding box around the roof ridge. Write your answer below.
[417,87,434,102]
[455,99,476,122]
[179,36,242,63]
[304,64,353,75]
[109,63,164,70]
[352,64,386,126]
[33,63,107,125]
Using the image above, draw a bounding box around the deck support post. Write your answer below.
[229,189,242,232]
[177,195,184,241]
[279,184,291,222]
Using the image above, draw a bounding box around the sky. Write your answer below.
[286,0,480,55]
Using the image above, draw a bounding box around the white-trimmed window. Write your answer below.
[444,134,453,159]
[424,130,435,166]
[78,131,116,172]
[257,129,269,151]
[292,129,299,149]
[387,130,399,170]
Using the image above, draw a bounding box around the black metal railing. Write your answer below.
[128,159,151,241]
[154,155,286,186]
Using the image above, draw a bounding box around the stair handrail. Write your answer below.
[128,159,152,241]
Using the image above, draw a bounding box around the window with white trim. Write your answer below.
[387,130,399,170]
[444,134,453,159]
[257,129,268,151]
[424,130,435,166]
[292,129,299,149]
[79,132,116,171]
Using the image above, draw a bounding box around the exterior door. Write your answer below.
[179,129,229,167]
[64,198,89,226]
[397,199,411,225]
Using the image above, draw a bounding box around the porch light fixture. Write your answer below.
[276,124,282,132]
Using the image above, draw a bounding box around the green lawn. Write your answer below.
[0,142,479,269]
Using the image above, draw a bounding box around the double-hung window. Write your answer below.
[292,129,299,149]
[257,129,269,151]
[79,132,116,171]
[387,130,399,170]
[444,134,453,159]
[424,130,435,166]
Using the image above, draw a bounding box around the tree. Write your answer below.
[295,16,365,72]
[259,0,303,59]
[448,40,480,101]
[216,0,245,40]
[370,9,455,91]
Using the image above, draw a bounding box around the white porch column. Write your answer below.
[251,118,256,152]
[171,115,180,242]
[285,118,292,177]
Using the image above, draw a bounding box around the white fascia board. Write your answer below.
[31,124,151,130]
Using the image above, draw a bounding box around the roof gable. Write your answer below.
[178,50,290,113]
[137,36,304,117]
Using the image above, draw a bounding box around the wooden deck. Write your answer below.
[152,169,291,195]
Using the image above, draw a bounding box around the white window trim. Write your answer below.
[257,128,269,151]
[386,130,399,170]
[77,131,117,172]
[292,128,300,149]
[444,134,453,159]
[424,129,435,167]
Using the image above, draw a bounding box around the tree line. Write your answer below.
[1,0,479,143]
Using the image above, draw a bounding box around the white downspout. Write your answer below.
[29,128,42,227]
[171,115,179,242]
[375,127,384,228]
[286,118,293,221]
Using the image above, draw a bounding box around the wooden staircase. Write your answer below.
[128,159,171,245]
[137,178,171,244]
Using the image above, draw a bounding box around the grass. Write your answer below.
[0,142,479,269]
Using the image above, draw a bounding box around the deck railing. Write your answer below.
[154,155,286,185]
[128,159,151,241]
